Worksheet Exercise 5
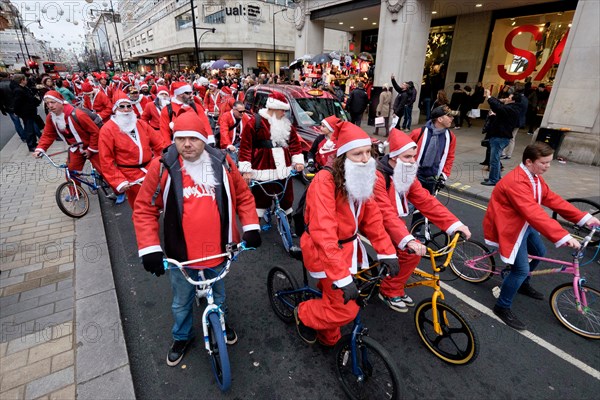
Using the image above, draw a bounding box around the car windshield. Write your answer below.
[291,98,347,126]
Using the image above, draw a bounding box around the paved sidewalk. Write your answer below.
[0,135,135,400]
[365,118,600,202]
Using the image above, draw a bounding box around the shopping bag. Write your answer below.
[391,115,399,127]
[468,109,481,119]
[374,116,385,128]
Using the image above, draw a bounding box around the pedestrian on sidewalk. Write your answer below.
[390,75,410,130]
[132,111,261,366]
[502,89,528,160]
[484,142,600,331]
[375,83,392,136]
[0,71,26,142]
[12,74,41,152]
[449,84,467,129]
[346,81,369,127]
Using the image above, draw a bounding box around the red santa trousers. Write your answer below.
[298,277,360,346]
[67,152,102,180]
[251,180,294,216]
[125,185,141,209]
[379,248,421,298]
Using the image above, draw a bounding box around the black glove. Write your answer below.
[335,281,359,305]
[242,230,262,248]
[436,176,446,191]
[381,259,400,278]
[142,252,165,276]
[306,160,316,174]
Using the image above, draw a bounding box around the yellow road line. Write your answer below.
[439,190,488,211]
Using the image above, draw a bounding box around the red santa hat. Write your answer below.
[112,91,131,112]
[220,86,232,96]
[178,75,187,82]
[230,83,239,91]
[321,115,341,133]
[43,90,66,104]
[81,81,94,94]
[172,110,210,144]
[157,85,169,96]
[157,77,165,83]
[140,83,149,89]
[334,122,372,157]
[208,79,218,88]
[99,73,108,81]
[144,75,153,82]
[265,92,290,110]
[171,81,192,97]
[387,128,417,158]
[112,75,121,82]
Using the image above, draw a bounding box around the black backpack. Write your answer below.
[71,108,103,129]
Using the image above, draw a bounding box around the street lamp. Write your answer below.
[86,0,124,70]
[273,8,287,74]
[15,17,43,65]
[189,0,216,73]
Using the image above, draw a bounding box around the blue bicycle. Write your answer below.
[250,171,298,253]
[163,242,251,392]
[267,251,402,400]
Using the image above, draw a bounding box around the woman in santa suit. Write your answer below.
[98,92,168,208]
[306,115,341,171]
[294,122,400,347]
[373,129,471,312]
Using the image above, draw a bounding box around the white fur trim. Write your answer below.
[138,245,163,257]
[238,161,252,174]
[43,94,65,104]
[222,165,234,243]
[577,213,592,226]
[337,138,372,157]
[389,143,417,159]
[256,208,266,218]
[252,166,293,182]
[554,234,572,248]
[112,98,131,112]
[173,131,208,143]
[242,224,260,232]
[334,275,353,288]
[173,84,192,96]
[88,147,99,153]
[446,221,463,236]
[322,119,334,132]
[271,147,288,180]
[169,121,175,131]
[399,234,416,250]
[116,181,130,193]
[266,96,290,110]
[157,90,169,96]
[310,271,327,279]
[377,254,397,260]
[291,153,304,166]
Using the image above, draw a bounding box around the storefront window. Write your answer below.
[175,10,193,31]
[423,25,454,95]
[481,11,574,93]
[257,51,289,74]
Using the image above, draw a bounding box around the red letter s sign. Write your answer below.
[498,25,542,81]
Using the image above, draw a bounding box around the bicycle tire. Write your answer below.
[551,198,600,245]
[275,208,294,253]
[409,219,449,259]
[207,312,232,391]
[549,283,600,339]
[267,266,299,323]
[55,182,89,218]
[449,240,496,283]
[414,300,479,365]
[334,334,402,400]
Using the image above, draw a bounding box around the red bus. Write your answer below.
[42,61,69,79]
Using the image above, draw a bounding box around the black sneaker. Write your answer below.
[225,323,238,345]
[518,283,544,300]
[294,307,317,344]
[166,339,193,367]
[493,305,526,331]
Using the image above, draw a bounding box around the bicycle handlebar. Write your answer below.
[576,226,599,258]
[249,169,298,188]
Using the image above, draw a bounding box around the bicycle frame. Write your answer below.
[250,171,296,227]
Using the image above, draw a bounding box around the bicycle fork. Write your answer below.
[348,317,368,381]
[198,285,226,355]
[431,290,447,336]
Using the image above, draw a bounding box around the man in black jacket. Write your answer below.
[391,75,410,129]
[12,74,40,151]
[346,81,369,127]
[481,88,521,186]
[0,72,26,142]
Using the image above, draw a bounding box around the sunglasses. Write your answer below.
[183,91,193,95]
[118,104,133,109]
[129,91,139,95]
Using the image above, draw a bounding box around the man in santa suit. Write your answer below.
[238,92,304,217]
[139,83,154,100]
[72,75,83,96]
[218,86,235,114]
[132,111,262,366]
[484,142,600,330]
[80,81,113,123]
[204,79,222,135]
[306,115,341,171]
[294,122,400,346]
[98,92,167,208]
[230,83,244,103]
[126,86,150,119]
[97,73,113,100]
[141,85,170,132]
[373,128,471,312]
[159,81,212,145]
[218,101,249,163]
[193,76,208,101]
[32,91,101,173]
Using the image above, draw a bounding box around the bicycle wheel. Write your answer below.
[334,334,402,400]
[275,209,294,252]
[449,240,496,283]
[207,312,231,391]
[552,198,599,245]
[55,181,89,218]
[414,300,479,365]
[410,219,450,259]
[267,266,299,323]
[549,283,600,339]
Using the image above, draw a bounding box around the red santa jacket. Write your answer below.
[133,145,259,261]
[159,98,212,145]
[141,99,163,130]
[98,118,167,192]
[36,104,100,154]
[218,110,250,149]
[373,163,462,250]
[97,85,113,103]
[131,96,150,118]
[483,164,590,264]
[300,170,397,287]
[84,90,113,123]
[238,109,304,181]
[410,125,456,179]
[218,95,235,115]
[204,90,222,116]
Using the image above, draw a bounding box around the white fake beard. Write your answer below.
[182,151,217,188]
[260,109,291,147]
[392,161,418,195]
[344,157,376,202]
[51,112,66,132]
[159,97,170,107]
[114,111,138,133]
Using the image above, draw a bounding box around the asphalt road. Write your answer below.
[99,178,600,400]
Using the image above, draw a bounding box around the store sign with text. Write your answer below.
[204,3,261,24]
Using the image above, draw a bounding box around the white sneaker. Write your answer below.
[399,294,414,307]
[378,293,408,313]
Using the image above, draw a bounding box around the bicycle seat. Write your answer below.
[289,246,303,262]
